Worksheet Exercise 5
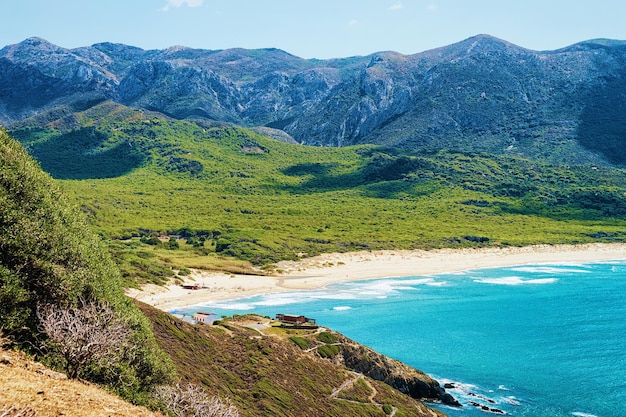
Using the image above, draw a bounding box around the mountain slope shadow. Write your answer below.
[280,162,365,193]
[13,127,146,179]
[577,73,626,166]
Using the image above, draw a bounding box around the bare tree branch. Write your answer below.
[37,299,133,379]
[154,381,240,417]
[0,405,36,417]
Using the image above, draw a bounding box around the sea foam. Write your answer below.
[473,276,558,285]
[511,266,590,274]
[571,412,598,417]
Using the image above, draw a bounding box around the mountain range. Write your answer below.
[2,35,626,166]
[4,34,626,417]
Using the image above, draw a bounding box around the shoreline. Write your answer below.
[125,243,626,311]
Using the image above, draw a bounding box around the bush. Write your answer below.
[289,336,312,350]
[362,152,426,182]
[316,331,337,344]
[141,235,161,246]
[0,265,30,334]
[317,344,341,358]
[0,129,175,402]
[463,235,490,243]
[167,236,180,250]
[37,299,133,379]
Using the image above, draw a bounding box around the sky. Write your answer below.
[2,1,626,59]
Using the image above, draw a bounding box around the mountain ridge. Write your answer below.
[2,34,626,165]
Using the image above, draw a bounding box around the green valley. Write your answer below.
[9,104,626,287]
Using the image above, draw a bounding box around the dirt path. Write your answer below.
[331,371,397,416]
[330,371,361,398]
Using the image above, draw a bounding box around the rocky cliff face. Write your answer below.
[339,342,460,406]
[2,35,626,164]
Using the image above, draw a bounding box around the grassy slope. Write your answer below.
[9,106,626,286]
[136,302,445,417]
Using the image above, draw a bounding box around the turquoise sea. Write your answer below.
[171,260,626,417]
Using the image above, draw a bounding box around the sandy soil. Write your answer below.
[0,347,163,417]
[125,243,626,311]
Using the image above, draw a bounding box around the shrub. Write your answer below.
[0,129,175,402]
[141,235,162,246]
[37,299,133,379]
[0,265,30,334]
[167,237,180,250]
[153,381,240,417]
[317,344,341,358]
[289,336,312,350]
[316,331,337,344]
[463,235,490,243]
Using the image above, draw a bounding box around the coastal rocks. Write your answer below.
[468,400,506,414]
[338,342,460,406]
[443,382,509,414]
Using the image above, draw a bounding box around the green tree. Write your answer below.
[168,236,180,250]
[0,128,174,403]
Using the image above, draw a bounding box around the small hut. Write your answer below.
[275,313,316,326]
[192,311,218,324]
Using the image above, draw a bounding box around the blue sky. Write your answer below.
[2,1,626,58]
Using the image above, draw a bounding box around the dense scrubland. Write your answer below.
[9,106,626,287]
[0,128,175,408]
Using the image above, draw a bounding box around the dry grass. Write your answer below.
[154,248,259,275]
[0,348,164,417]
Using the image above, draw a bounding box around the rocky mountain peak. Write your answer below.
[0,37,71,63]
[2,35,626,165]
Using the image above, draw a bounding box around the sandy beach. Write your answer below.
[125,243,626,311]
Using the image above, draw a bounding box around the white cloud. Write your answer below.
[161,0,204,12]
[348,19,359,27]
[389,2,403,11]
[426,3,438,12]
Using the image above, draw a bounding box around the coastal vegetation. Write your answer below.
[9,109,626,287]
[2,127,451,416]
[4,35,626,417]
[0,128,174,405]
[3,34,626,416]
[137,306,448,416]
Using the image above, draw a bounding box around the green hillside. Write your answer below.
[9,105,626,287]
[137,303,447,417]
[0,126,451,416]
[0,127,174,403]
